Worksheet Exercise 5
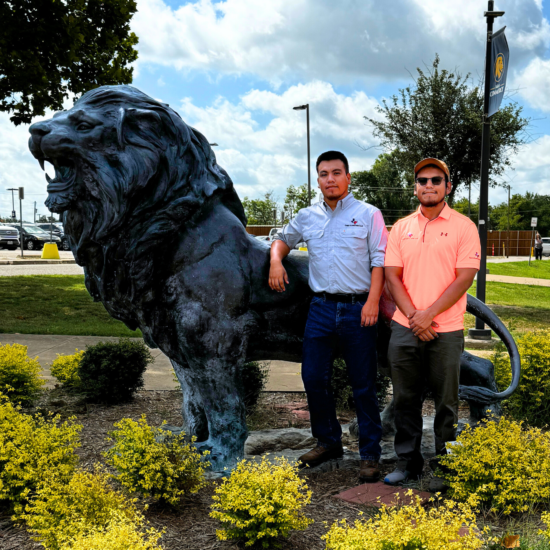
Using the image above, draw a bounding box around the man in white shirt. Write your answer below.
[269,151,388,482]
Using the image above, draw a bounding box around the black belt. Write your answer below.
[313,292,369,304]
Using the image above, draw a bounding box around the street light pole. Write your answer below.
[7,188,17,219]
[469,0,504,340]
[293,104,311,206]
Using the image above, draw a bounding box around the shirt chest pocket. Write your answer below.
[339,228,368,258]
[303,229,325,258]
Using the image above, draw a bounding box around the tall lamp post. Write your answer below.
[469,0,504,340]
[293,104,311,206]
[7,188,17,219]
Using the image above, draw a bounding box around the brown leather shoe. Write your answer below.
[359,460,380,482]
[298,444,343,467]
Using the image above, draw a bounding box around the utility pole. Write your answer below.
[34,201,37,223]
[292,104,311,206]
[468,182,471,218]
[507,185,510,258]
[469,0,505,340]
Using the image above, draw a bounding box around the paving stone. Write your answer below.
[333,481,431,507]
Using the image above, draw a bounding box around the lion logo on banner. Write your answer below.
[494,53,505,83]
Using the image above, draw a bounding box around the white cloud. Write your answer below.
[515,57,550,112]
[179,81,382,199]
[133,0,549,84]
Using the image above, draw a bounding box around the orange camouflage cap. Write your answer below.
[414,158,450,179]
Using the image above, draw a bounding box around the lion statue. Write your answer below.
[28,85,520,469]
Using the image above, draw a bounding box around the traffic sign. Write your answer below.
[531,217,538,227]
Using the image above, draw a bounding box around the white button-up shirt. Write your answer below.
[274,194,388,294]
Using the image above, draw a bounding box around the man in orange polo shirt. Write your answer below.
[383,158,480,488]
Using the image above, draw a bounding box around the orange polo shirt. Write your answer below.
[385,204,481,332]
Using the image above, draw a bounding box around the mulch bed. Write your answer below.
[0,390,468,550]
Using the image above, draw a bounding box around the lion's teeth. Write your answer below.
[39,159,45,171]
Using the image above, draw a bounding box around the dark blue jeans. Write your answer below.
[302,295,382,461]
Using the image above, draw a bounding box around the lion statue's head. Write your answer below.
[28,85,246,322]
[29,85,246,244]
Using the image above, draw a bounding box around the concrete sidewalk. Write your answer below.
[485,274,550,287]
[0,333,305,392]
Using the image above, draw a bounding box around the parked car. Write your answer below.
[6,224,61,251]
[0,225,20,250]
[542,237,550,257]
[36,223,70,250]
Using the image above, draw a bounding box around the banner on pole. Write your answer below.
[488,27,509,117]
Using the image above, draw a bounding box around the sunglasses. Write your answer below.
[415,177,445,186]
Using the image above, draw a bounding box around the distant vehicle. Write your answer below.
[0,225,20,250]
[542,237,550,257]
[6,223,61,251]
[36,223,70,250]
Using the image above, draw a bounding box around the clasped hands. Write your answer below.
[408,309,440,341]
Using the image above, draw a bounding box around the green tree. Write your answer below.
[0,0,138,125]
[489,193,550,235]
[453,197,479,226]
[242,192,277,225]
[366,55,529,204]
[351,152,415,225]
[284,184,309,218]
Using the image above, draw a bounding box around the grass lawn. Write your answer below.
[466,281,550,334]
[0,276,548,337]
[0,275,141,337]
[487,260,550,280]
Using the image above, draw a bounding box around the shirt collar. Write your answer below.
[322,192,355,211]
[416,202,451,221]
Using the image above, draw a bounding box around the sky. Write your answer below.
[1,0,550,221]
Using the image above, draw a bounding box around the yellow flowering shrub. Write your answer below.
[541,512,550,542]
[492,329,550,426]
[323,494,482,550]
[50,350,84,389]
[440,417,550,514]
[60,512,163,550]
[24,467,138,550]
[0,395,81,517]
[105,415,209,505]
[0,343,44,404]
[210,455,313,548]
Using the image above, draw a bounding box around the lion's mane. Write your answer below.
[60,86,246,330]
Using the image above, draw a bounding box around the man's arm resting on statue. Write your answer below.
[361,267,384,327]
[269,240,292,292]
[385,266,439,341]
[408,268,478,336]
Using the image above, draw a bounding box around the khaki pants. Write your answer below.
[388,321,464,474]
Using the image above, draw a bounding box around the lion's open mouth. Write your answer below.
[39,157,76,193]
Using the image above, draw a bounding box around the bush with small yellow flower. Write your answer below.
[0,343,44,404]
[0,394,81,517]
[105,415,209,506]
[210,455,313,548]
[492,329,550,427]
[541,512,550,543]
[50,350,84,389]
[323,493,482,550]
[24,467,140,550]
[440,416,550,514]
[59,512,164,550]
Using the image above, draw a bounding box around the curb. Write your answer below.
[464,337,498,350]
[0,259,77,265]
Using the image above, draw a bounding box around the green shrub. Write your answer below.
[78,339,153,403]
[210,455,313,548]
[60,512,163,550]
[440,416,550,514]
[24,467,138,550]
[492,329,550,426]
[332,358,390,410]
[105,415,209,506]
[51,350,84,389]
[0,343,45,404]
[240,361,269,413]
[0,395,81,517]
